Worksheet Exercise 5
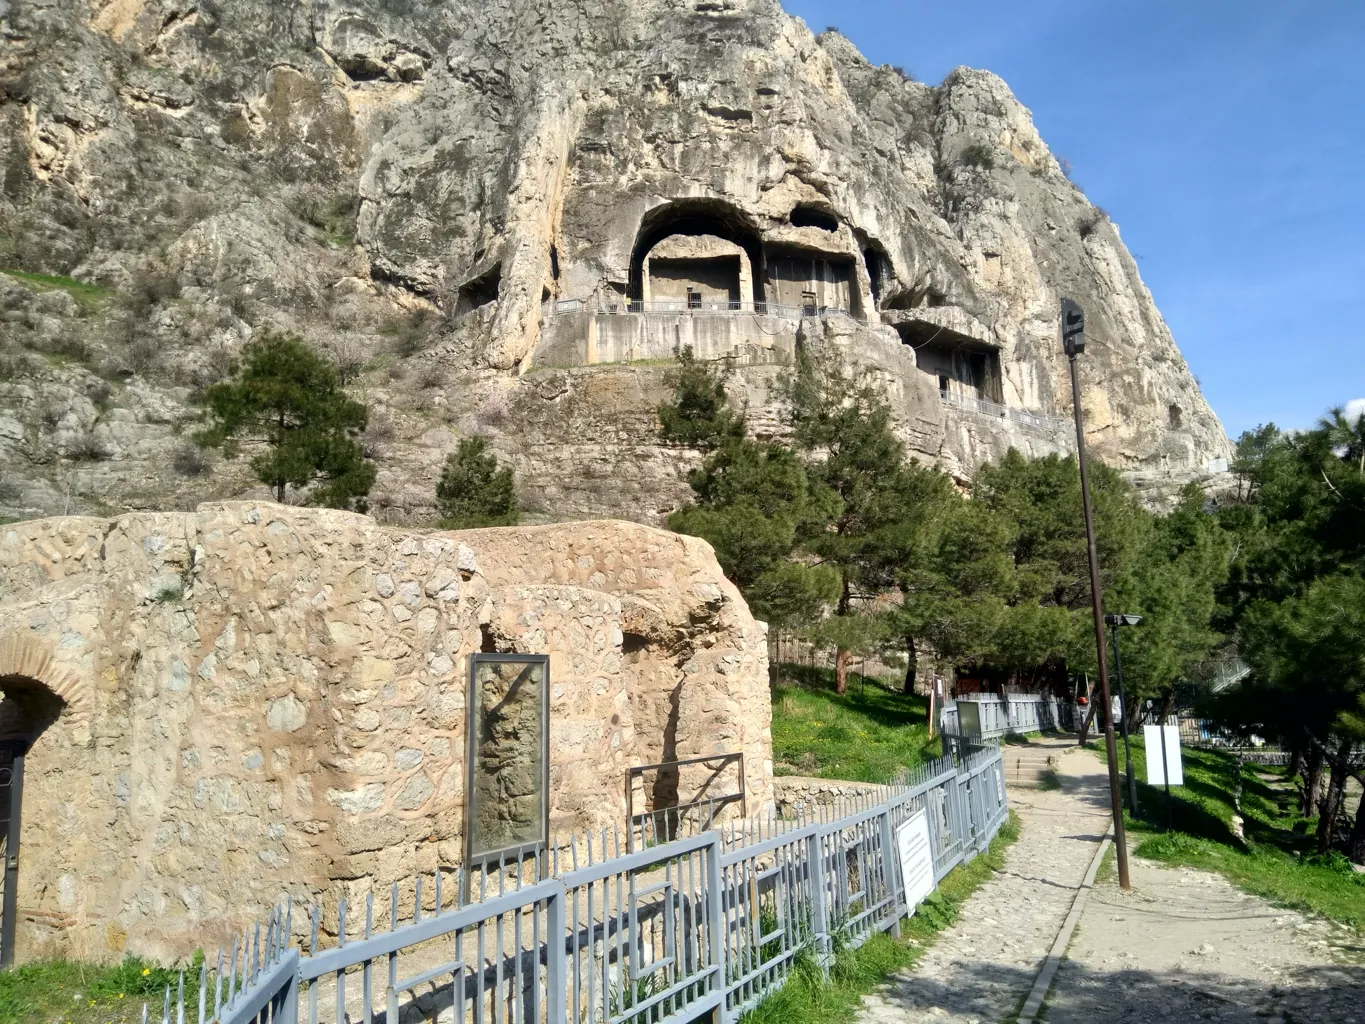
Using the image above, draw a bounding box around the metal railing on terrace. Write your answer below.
[541,296,872,327]
[938,389,1066,433]
[136,745,1011,1024]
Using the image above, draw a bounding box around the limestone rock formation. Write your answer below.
[0,0,1230,526]
[0,504,771,960]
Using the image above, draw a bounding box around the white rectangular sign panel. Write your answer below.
[1143,724,1184,785]
[894,810,936,913]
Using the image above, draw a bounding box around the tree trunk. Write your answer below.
[1078,701,1098,745]
[1316,740,1352,854]
[902,636,917,696]
[1287,742,1303,782]
[769,630,779,688]
[276,479,286,503]
[834,647,851,696]
[1303,743,1324,817]
[1348,786,1365,866]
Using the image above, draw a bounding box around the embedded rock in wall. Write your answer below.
[0,0,1229,526]
[0,503,771,962]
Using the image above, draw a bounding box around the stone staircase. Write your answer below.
[1001,736,1078,788]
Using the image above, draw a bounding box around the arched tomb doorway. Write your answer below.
[643,234,753,309]
[629,200,766,306]
[0,636,83,967]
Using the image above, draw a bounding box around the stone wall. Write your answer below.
[0,504,772,963]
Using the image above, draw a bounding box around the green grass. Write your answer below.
[1094,842,1118,885]
[742,811,1020,1024]
[771,666,937,782]
[1097,737,1365,930]
[2,271,112,315]
[0,954,201,1024]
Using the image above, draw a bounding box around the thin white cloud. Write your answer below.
[1346,398,1365,424]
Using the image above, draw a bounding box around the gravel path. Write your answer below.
[858,739,1363,1024]
[1048,829,1364,1024]
[858,737,1110,1023]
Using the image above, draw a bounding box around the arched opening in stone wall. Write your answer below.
[629,200,766,304]
[0,675,67,967]
[644,235,748,307]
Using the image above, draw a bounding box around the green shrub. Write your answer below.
[958,143,995,170]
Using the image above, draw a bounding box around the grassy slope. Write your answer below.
[1102,737,1365,930]
[743,812,1021,1024]
[770,666,937,783]
[1,271,112,315]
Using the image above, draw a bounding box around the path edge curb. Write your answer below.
[1016,819,1115,1024]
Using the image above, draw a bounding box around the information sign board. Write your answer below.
[1143,724,1184,786]
[894,809,936,913]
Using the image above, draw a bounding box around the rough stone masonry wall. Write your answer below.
[0,503,772,963]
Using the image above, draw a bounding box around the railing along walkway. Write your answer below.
[142,746,1010,1024]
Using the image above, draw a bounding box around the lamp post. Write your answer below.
[1061,298,1131,891]
[1105,613,1143,815]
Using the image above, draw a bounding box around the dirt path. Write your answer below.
[857,739,1363,1024]
[858,737,1109,1023]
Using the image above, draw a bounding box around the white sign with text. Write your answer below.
[1143,724,1184,785]
[894,810,936,913]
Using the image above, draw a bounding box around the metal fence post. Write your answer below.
[877,808,901,937]
[546,882,567,1024]
[705,835,728,1023]
[805,831,830,971]
[277,963,299,1024]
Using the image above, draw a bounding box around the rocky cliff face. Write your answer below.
[0,0,1230,524]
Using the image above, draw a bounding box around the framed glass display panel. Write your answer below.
[463,654,550,870]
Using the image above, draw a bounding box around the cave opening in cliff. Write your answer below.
[648,253,743,308]
[789,204,840,232]
[862,244,888,307]
[764,245,859,316]
[882,284,947,311]
[898,328,1003,405]
[457,264,503,313]
[630,200,765,306]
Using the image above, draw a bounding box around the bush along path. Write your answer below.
[856,739,1361,1024]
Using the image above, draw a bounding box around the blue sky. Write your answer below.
[781,0,1364,437]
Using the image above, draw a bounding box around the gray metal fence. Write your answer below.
[942,695,1074,740]
[142,746,1009,1024]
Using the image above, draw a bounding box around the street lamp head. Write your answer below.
[1104,613,1144,627]
[1061,298,1086,356]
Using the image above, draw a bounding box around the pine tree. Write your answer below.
[436,436,520,529]
[780,349,951,694]
[657,347,745,450]
[196,333,375,510]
